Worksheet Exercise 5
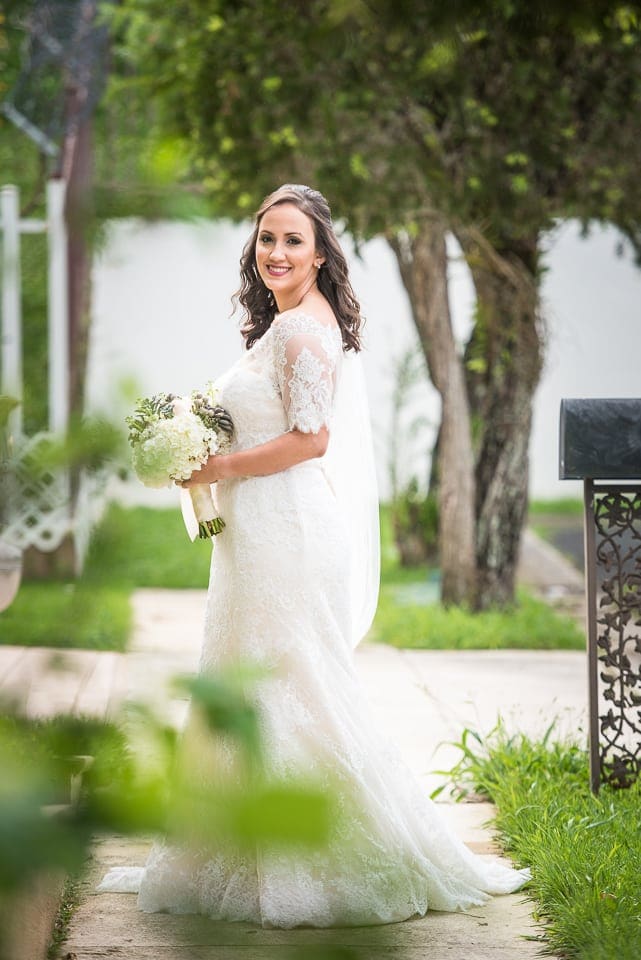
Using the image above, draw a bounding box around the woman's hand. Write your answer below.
[179,454,229,488]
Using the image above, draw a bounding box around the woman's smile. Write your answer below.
[265,264,292,277]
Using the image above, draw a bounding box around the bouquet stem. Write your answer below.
[188,484,225,540]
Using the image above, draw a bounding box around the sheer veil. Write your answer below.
[323,350,381,647]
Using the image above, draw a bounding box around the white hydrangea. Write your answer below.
[131,412,219,488]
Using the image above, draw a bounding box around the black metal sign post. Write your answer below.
[582,475,599,794]
[560,399,641,794]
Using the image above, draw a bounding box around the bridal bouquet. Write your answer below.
[126,385,234,540]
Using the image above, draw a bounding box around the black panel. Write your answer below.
[559,398,641,479]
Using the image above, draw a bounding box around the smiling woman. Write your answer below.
[98,183,529,928]
[255,203,325,312]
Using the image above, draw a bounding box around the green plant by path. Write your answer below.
[445,725,641,960]
[47,873,83,960]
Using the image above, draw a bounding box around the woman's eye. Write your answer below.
[287,237,301,245]
[259,234,273,244]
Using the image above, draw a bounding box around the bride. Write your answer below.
[99,183,529,927]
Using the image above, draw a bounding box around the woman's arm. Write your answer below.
[181,427,329,486]
[183,316,337,487]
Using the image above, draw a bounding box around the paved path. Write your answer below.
[0,644,127,719]
[1,529,586,958]
[68,834,541,959]
[518,527,585,623]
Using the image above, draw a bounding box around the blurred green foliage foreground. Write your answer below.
[0,503,583,651]
[0,666,334,960]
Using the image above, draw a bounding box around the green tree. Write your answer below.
[108,0,641,607]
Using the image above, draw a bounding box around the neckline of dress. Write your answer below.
[273,311,341,337]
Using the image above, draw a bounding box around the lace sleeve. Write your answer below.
[272,316,341,433]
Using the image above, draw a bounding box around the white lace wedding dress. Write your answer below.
[99,313,529,927]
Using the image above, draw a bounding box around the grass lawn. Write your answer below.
[0,504,211,650]
[0,499,584,651]
[0,582,130,651]
[528,497,583,516]
[448,726,641,960]
[371,505,585,650]
[371,587,584,649]
[83,503,212,589]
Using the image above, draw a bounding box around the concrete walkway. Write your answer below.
[1,529,587,958]
[67,844,541,959]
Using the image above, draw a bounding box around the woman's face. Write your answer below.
[255,202,323,311]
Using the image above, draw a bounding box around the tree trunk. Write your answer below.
[38,7,98,578]
[389,221,477,606]
[458,230,543,609]
[65,113,93,422]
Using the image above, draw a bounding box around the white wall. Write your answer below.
[533,223,641,499]
[89,218,641,504]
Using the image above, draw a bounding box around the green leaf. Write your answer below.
[505,151,529,167]
[510,173,530,195]
[206,15,224,33]
[466,356,487,374]
[419,40,457,75]
[229,784,332,847]
[261,76,282,93]
[349,152,369,180]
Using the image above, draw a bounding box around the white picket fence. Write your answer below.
[0,180,106,569]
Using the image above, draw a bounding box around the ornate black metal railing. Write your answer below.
[586,483,641,790]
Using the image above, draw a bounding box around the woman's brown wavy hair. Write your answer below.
[235,184,362,352]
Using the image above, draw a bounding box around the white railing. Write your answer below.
[1,180,106,571]
[1,180,69,436]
